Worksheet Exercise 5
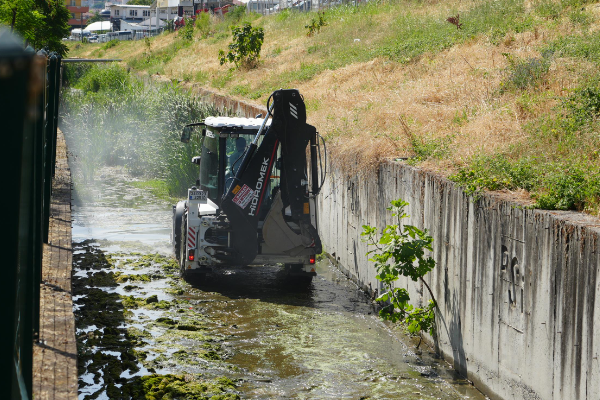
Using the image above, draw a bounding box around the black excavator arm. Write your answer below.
[219,89,322,265]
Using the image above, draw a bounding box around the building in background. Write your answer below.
[65,0,90,28]
[109,4,151,30]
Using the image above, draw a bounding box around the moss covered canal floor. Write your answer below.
[70,167,488,400]
[73,241,238,399]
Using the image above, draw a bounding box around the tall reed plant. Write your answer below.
[60,63,217,196]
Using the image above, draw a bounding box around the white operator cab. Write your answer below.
[173,115,320,282]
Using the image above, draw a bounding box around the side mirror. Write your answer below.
[181,126,192,143]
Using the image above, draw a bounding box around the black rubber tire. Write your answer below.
[179,213,188,279]
[173,201,186,261]
[284,263,314,285]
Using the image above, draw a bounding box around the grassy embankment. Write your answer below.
[60,63,217,200]
[68,0,600,215]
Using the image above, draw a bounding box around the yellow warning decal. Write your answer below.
[232,185,241,195]
[303,202,310,214]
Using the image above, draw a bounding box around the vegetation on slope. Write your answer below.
[67,0,600,215]
[60,63,216,196]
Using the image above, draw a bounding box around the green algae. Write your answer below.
[152,300,176,309]
[166,288,185,296]
[128,374,239,400]
[120,294,177,310]
[74,242,235,399]
[127,326,152,341]
[117,273,152,283]
[146,295,159,304]
[156,317,177,326]
[121,295,147,309]
[87,271,119,287]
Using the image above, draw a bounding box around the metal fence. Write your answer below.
[1,28,62,400]
[249,0,365,15]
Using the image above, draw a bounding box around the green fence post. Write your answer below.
[33,49,48,344]
[1,28,37,400]
[43,53,57,244]
[51,55,62,178]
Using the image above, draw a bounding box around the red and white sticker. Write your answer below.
[232,184,255,209]
[188,227,196,248]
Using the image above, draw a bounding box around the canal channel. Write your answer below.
[69,165,488,400]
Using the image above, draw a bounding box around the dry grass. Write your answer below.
[66,0,600,180]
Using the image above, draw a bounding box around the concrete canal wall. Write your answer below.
[201,88,600,400]
[318,162,600,400]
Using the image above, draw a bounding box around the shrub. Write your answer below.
[195,12,212,38]
[178,17,195,41]
[218,23,264,69]
[225,4,247,23]
[305,11,327,37]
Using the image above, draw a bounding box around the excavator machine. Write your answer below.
[172,89,326,282]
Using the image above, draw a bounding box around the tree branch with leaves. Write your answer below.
[0,0,70,56]
[362,199,438,343]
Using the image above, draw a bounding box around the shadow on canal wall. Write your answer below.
[195,87,600,400]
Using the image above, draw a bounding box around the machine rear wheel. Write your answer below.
[179,214,188,279]
[284,263,314,285]
[173,201,186,261]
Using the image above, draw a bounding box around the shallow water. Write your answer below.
[71,167,488,400]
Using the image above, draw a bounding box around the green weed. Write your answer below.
[194,70,209,84]
[534,0,562,20]
[569,9,592,27]
[451,78,600,213]
[408,133,454,163]
[76,63,134,93]
[211,69,234,88]
[450,154,539,197]
[230,84,250,96]
[102,39,119,50]
[270,46,283,57]
[546,31,600,63]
